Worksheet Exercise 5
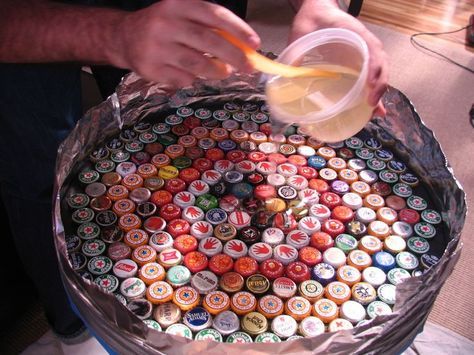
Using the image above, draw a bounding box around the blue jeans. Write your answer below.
[0,63,84,338]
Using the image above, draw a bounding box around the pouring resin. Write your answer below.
[266,29,373,143]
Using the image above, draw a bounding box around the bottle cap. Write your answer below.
[311,263,336,286]
[284,296,311,321]
[127,299,153,320]
[372,251,396,273]
[285,230,310,250]
[351,282,377,305]
[194,328,223,342]
[231,291,257,315]
[120,277,146,300]
[248,242,273,262]
[309,204,331,221]
[298,246,323,267]
[414,222,436,239]
[362,266,387,287]
[335,234,358,254]
[165,324,193,339]
[212,310,240,336]
[387,267,411,285]
[396,251,419,270]
[367,301,392,319]
[234,256,258,277]
[340,300,366,324]
[94,274,119,293]
[173,234,198,255]
[407,236,430,255]
[182,251,208,273]
[328,318,354,332]
[347,250,372,271]
[173,286,200,311]
[377,283,396,305]
[228,211,251,230]
[420,254,440,270]
[202,291,230,315]
[107,242,131,262]
[139,262,165,285]
[392,221,413,238]
[272,277,297,299]
[87,255,113,276]
[270,315,297,338]
[421,209,442,224]
[359,235,383,255]
[82,239,106,257]
[321,219,345,238]
[285,261,310,283]
[132,245,157,266]
[257,295,284,319]
[384,235,407,254]
[208,253,234,275]
[310,232,334,252]
[166,265,191,288]
[273,244,298,265]
[312,298,338,323]
[190,221,214,240]
[367,220,390,239]
[225,331,253,343]
[323,248,347,269]
[241,312,268,335]
[198,237,223,257]
[223,239,248,259]
[325,281,351,305]
[154,302,181,328]
[186,270,217,295]
[113,258,138,279]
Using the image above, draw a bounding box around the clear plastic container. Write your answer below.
[265,28,373,143]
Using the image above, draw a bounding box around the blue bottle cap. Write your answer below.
[205,208,228,225]
[183,306,212,332]
[311,263,336,286]
[218,139,237,152]
[307,155,326,169]
[372,251,396,273]
[231,182,254,200]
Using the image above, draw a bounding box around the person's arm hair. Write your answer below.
[0,0,125,64]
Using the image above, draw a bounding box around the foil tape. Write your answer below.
[53,71,466,355]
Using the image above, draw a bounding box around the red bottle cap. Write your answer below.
[206,148,225,162]
[150,190,173,207]
[179,168,201,185]
[287,155,307,167]
[173,234,198,255]
[273,212,298,234]
[254,184,277,201]
[145,142,164,156]
[260,123,272,136]
[298,166,318,180]
[399,209,421,225]
[286,261,311,283]
[248,151,267,163]
[385,195,407,211]
[165,178,186,194]
[185,146,204,160]
[321,219,345,238]
[310,232,334,251]
[183,251,209,273]
[267,153,287,165]
[226,150,246,163]
[183,116,201,129]
[259,259,285,280]
[298,246,323,266]
[159,203,182,222]
[209,253,234,275]
[320,192,342,209]
[309,179,330,194]
[166,219,191,238]
[234,256,258,277]
[331,206,354,223]
[193,158,213,173]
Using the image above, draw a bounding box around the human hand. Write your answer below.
[111,0,260,87]
[289,0,388,111]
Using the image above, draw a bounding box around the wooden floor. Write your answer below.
[358,0,474,48]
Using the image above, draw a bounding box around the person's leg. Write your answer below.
[0,63,85,340]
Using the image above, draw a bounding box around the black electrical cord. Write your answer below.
[410,25,474,74]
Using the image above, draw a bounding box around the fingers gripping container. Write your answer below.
[54,69,465,354]
[265,28,373,143]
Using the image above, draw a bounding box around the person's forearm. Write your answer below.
[0,0,126,64]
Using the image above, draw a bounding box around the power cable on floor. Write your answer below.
[410,25,474,74]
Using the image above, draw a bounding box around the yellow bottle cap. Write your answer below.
[203,290,230,315]
[264,198,287,213]
[230,291,257,315]
[351,282,377,305]
[146,281,173,305]
[359,235,383,255]
[363,194,385,210]
[336,265,362,286]
[312,298,339,323]
[139,262,166,285]
[347,250,372,271]
[158,165,179,180]
[241,312,268,335]
[173,286,200,311]
[325,281,351,305]
[339,169,358,184]
[376,207,398,225]
[257,295,284,319]
[132,245,157,267]
[284,296,312,321]
[367,220,390,239]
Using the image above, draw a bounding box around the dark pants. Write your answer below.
[0,64,85,338]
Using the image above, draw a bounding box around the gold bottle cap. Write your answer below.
[241,311,268,335]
